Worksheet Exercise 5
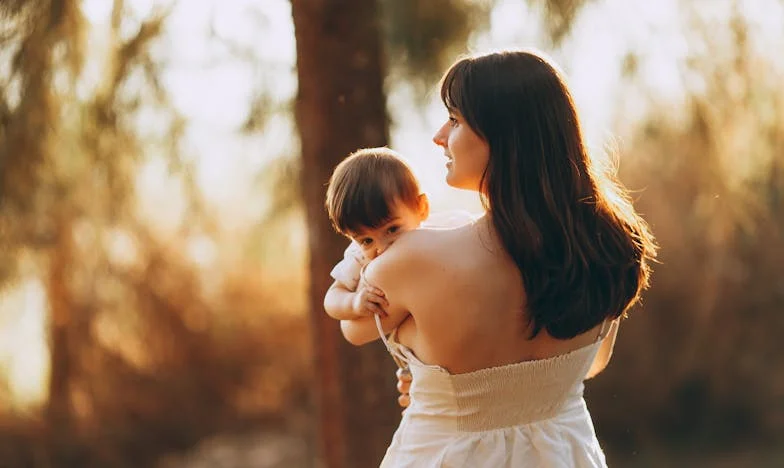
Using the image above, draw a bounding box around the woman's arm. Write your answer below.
[585,319,619,379]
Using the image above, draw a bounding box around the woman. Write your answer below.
[341,50,656,467]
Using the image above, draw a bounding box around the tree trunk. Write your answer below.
[47,213,74,436]
[290,0,399,467]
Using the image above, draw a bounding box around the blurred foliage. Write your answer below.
[0,237,311,466]
[0,0,201,274]
[0,0,310,465]
[268,0,591,222]
[586,1,784,455]
[252,155,302,253]
[0,0,84,286]
[381,0,493,95]
[381,0,592,99]
[0,0,780,465]
[206,8,284,136]
[532,0,595,44]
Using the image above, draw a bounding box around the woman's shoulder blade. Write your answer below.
[366,230,439,279]
[387,229,437,262]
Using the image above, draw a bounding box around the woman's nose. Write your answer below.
[433,125,447,147]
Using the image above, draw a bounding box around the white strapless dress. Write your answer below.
[375,317,609,467]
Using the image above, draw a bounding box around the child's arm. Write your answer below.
[340,238,422,346]
[323,280,388,321]
[340,309,407,346]
[340,316,379,345]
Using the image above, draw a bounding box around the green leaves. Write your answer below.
[381,0,492,97]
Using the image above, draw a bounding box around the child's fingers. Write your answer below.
[363,301,385,317]
[366,291,389,308]
[360,281,384,295]
[366,302,387,318]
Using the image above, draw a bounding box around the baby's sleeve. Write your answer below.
[329,242,365,291]
[424,209,477,228]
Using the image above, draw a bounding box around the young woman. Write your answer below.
[341,49,657,467]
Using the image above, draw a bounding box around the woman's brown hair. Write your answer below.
[441,50,658,339]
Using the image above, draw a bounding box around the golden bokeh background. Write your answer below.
[0,0,782,466]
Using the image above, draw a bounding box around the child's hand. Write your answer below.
[351,285,389,319]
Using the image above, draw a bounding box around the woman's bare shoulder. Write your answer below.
[364,229,442,286]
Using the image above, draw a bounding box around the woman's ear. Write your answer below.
[417,193,430,220]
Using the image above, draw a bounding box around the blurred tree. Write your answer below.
[0,0,233,464]
[288,1,591,466]
[0,0,88,439]
[381,0,593,98]
[272,0,591,226]
[381,0,493,97]
[533,0,595,44]
[290,1,399,467]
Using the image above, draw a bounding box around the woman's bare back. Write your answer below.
[365,215,603,375]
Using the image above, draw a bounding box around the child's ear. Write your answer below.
[417,193,430,220]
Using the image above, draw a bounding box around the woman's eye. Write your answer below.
[448,116,458,126]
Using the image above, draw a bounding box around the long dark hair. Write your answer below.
[441,50,658,339]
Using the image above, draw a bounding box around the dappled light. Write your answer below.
[0,0,782,466]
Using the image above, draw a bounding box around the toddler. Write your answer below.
[324,147,473,322]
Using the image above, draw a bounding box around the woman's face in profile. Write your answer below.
[432,110,489,191]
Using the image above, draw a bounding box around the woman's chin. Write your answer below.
[445,175,480,192]
[445,165,463,184]
[445,171,457,187]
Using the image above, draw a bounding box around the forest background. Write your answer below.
[0,0,782,466]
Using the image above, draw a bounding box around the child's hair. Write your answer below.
[326,147,421,235]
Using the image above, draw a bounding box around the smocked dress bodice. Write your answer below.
[374,316,609,467]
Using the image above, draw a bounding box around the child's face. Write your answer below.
[349,200,427,260]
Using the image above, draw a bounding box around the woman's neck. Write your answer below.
[472,212,505,254]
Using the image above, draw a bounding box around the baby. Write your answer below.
[323,147,473,323]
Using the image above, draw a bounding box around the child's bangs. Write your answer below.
[340,170,417,234]
[340,184,396,235]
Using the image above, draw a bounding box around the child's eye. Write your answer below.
[360,238,373,246]
[387,225,400,234]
